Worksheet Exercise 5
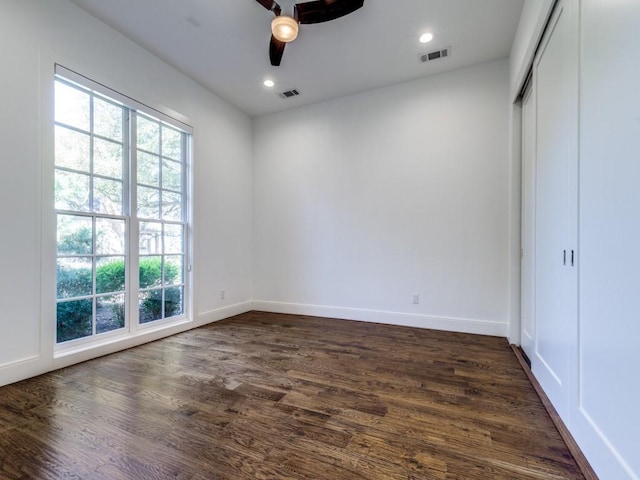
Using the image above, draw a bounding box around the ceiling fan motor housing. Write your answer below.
[256,0,365,66]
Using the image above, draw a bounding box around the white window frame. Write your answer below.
[53,65,193,354]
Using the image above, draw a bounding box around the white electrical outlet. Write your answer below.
[412,293,420,304]
[220,290,225,300]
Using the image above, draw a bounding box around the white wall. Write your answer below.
[573,2,640,478]
[0,0,253,386]
[253,60,510,336]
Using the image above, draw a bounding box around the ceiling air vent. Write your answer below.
[419,47,451,64]
[279,89,300,99]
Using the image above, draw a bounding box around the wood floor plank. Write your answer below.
[0,312,586,479]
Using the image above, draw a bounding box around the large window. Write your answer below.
[54,67,190,345]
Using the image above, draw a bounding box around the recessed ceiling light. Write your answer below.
[419,32,434,44]
[263,79,275,88]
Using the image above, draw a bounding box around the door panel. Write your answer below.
[531,0,578,422]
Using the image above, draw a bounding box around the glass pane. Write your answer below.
[164,224,183,254]
[164,255,183,286]
[96,294,125,334]
[96,256,125,294]
[55,126,90,172]
[161,191,182,221]
[56,257,92,299]
[162,127,182,160]
[139,289,163,324]
[161,159,181,191]
[94,138,123,179]
[94,97,123,142]
[57,298,93,343]
[137,186,160,219]
[139,256,162,289]
[137,116,160,154]
[139,221,162,255]
[96,218,125,255]
[94,177,123,215]
[55,81,90,131]
[164,286,183,318]
[57,214,92,255]
[137,152,159,187]
[55,170,90,212]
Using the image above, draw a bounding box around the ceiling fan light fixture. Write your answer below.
[271,15,299,43]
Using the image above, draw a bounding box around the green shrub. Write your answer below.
[57,299,92,343]
[140,287,182,323]
[139,257,162,289]
[138,257,179,287]
[57,256,181,339]
[96,260,125,293]
[57,257,179,296]
[56,264,92,298]
[163,287,182,317]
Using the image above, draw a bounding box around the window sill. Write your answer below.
[53,316,192,367]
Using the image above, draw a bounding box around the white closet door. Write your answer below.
[520,84,536,360]
[532,0,579,422]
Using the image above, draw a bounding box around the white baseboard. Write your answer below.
[0,354,40,370]
[196,301,254,326]
[0,355,46,388]
[252,300,508,337]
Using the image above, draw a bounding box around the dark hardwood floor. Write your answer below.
[0,312,585,479]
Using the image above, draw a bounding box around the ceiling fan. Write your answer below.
[255,0,364,66]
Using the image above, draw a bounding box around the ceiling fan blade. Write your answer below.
[269,35,286,66]
[294,0,363,24]
[255,0,282,16]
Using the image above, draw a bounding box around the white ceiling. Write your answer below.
[70,0,524,117]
